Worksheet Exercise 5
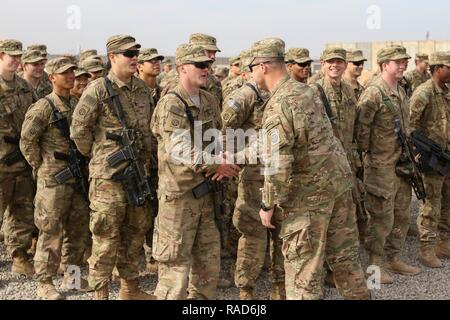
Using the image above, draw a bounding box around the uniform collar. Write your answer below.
[107,70,135,91]
[174,83,202,110]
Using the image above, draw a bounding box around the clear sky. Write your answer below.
[2,0,450,58]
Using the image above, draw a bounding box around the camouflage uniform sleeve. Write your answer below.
[262,100,295,208]
[70,84,101,156]
[355,87,380,152]
[19,101,50,171]
[409,86,430,132]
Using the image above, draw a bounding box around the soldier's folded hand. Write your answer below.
[259,208,275,229]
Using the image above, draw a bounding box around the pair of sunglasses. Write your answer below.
[296,62,311,68]
[121,49,140,58]
[191,61,211,69]
[352,61,364,67]
[248,60,273,72]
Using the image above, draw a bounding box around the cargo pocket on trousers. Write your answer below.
[152,218,182,263]
[89,212,113,235]
[280,215,312,262]
[364,183,390,214]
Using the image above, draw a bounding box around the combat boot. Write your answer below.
[270,282,286,300]
[435,241,450,260]
[60,272,94,292]
[11,252,34,277]
[0,230,4,243]
[419,243,443,268]
[94,285,109,300]
[146,260,158,274]
[37,279,65,300]
[385,256,421,276]
[118,278,156,300]
[368,254,394,284]
[239,287,254,300]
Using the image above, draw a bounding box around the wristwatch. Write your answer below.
[260,203,273,211]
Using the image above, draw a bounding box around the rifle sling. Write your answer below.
[166,91,196,128]
[314,83,336,123]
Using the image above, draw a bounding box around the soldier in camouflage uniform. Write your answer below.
[222,50,251,99]
[253,38,369,300]
[404,53,431,93]
[70,68,91,98]
[137,48,164,273]
[151,43,241,299]
[0,39,36,277]
[310,48,366,243]
[343,49,367,100]
[221,51,285,300]
[156,57,173,86]
[70,35,155,300]
[160,33,223,106]
[79,49,98,64]
[356,46,421,284]
[410,52,450,268]
[221,56,241,88]
[81,58,105,82]
[285,48,313,84]
[20,57,92,299]
[21,50,52,99]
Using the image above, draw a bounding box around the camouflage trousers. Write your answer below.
[281,189,369,300]
[33,180,90,281]
[144,170,158,264]
[363,166,411,258]
[153,191,220,300]
[417,171,450,244]
[0,171,35,257]
[88,178,151,290]
[233,178,284,289]
[223,177,240,258]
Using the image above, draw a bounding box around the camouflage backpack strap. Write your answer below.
[371,85,399,116]
[312,83,336,124]
[244,82,263,105]
[166,91,195,128]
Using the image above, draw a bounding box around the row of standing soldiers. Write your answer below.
[0,33,449,300]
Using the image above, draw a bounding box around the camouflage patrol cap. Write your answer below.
[377,45,411,63]
[79,49,98,62]
[249,38,285,61]
[22,50,46,64]
[27,44,47,56]
[74,67,91,78]
[161,57,172,66]
[81,58,105,72]
[45,57,77,75]
[138,48,164,63]
[321,47,346,61]
[346,49,367,62]
[214,66,229,78]
[60,54,78,65]
[429,51,450,67]
[189,33,221,52]
[106,35,141,53]
[175,44,213,66]
[0,39,24,55]
[229,56,240,66]
[285,48,312,64]
[239,49,252,72]
[415,53,429,62]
